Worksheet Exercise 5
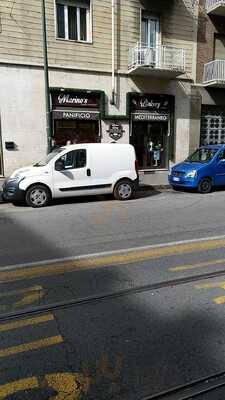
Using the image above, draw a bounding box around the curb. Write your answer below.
[138,184,171,191]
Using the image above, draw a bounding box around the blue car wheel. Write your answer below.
[197,178,212,194]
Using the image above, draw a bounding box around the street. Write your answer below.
[1,189,225,398]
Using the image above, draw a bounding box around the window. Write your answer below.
[56,0,90,42]
[141,12,160,47]
[55,149,86,170]
[214,34,225,60]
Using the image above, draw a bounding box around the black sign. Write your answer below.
[53,110,99,120]
[131,94,173,112]
[132,113,169,122]
[107,123,125,141]
[52,91,100,108]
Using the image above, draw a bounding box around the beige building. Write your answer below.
[0,0,199,183]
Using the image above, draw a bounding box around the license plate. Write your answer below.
[173,177,180,182]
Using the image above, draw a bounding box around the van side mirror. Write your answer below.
[55,160,64,171]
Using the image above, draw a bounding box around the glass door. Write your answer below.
[141,14,160,66]
[131,122,168,169]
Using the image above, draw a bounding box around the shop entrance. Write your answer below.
[131,121,168,169]
[53,119,99,147]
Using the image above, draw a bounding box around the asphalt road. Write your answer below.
[1,189,225,399]
[1,188,225,267]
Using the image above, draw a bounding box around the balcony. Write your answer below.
[203,60,225,87]
[128,43,185,78]
[205,0,225,16]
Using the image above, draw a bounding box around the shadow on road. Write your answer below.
[0,210,224,399]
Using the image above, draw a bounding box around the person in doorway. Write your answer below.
[153,143,163,167]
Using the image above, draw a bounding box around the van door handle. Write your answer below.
[87,168,91,177]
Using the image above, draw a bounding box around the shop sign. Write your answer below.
[131,94,173,112]
[52,91,100,108]
[132,113,169,122]
[53,110,99,120]
[107,123,125,141]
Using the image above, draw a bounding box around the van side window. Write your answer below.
[55,149,86,170]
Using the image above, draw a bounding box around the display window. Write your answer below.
[53,119,99,146]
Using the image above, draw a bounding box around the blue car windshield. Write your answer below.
[185,148,217,163]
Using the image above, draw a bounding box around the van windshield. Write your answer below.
[185,148,217,164]
[33,148,64,167]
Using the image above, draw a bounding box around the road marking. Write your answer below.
[2,234,225,274]
[0,372,91,400]
[0,335,63,358]
[169,258,225,272]
[195,281,225,305]
[0,314,54,333]
[2,237,225,283]
[0,377,38,400]
[0,285,45,310]
[0,285,43,299]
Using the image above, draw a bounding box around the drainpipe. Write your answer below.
[111,0,116,105]
[41,0,52,153]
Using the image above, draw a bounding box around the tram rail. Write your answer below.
[1,265,225,322]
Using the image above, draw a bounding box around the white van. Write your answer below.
[2,143,139,207]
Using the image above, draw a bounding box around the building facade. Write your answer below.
[196,0,225,150]
[0,0,199,184]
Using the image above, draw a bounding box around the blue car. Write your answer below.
[168,144,225,193]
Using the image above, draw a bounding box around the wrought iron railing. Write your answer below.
[205,0,225,13]
[203,60,225,84]
[128,42,185,73]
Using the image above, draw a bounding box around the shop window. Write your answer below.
[56,0,91,42]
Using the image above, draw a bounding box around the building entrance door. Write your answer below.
[131,121,168,169]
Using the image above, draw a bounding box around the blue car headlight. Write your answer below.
[185,170,197,178]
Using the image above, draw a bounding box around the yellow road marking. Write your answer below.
[0,335,63,358]
[2,238,225,283]
[195,281,225,305]
[0,285,43,299]
[0,314,54,333]
[0,377,38,400]
[169,258,225,272]
[195,281,225,289]
[14,291,45,308]
[214,296,225,305]
[0,372,92,400]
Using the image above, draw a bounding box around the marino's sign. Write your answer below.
[131,94,173,112]
[52,91,100,108]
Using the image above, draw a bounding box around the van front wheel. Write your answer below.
[25,185,51,208]
[198,178,212,194]
[113,180,134,201]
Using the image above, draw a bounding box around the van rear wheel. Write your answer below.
[198,178,212,194]
[113,180,134,201]
[25,185,51,208]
